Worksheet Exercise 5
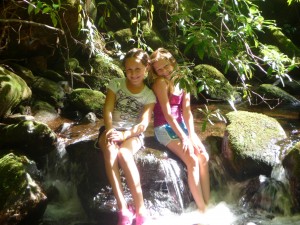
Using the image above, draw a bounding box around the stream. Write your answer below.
[41,102,300,225]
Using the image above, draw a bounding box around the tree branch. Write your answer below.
[0,19,65,34]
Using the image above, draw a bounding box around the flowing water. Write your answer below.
[41,103,300,225]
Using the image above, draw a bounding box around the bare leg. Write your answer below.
[118,137,147,216]
[167,140,206,212]
[199,153,210,204]
[99,133,128,211]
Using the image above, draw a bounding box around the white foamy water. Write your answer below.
[145,202,236,225]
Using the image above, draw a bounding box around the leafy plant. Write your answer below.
[197,105,227,132]
[287,0,300,5]
[27,0,62,27]
[168,0,299,106]
[129,0,154,51]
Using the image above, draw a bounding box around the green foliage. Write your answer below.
[287,0,300,5]
[78,7,101,57]
[197,105,227,132]
[168,0,299,105]
[129,0,154,51]
[97,0,112,29]
[28,0,62,27]
[171,63,198,97]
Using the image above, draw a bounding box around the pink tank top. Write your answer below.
[153,93,184,127]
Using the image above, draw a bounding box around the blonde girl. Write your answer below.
[150,47,210,212]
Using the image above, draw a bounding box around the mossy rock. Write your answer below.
[226,111,286,162]
[0,66,32,118]
[223,111,287,180]
[0,153,28,208]
[7,63,35,85]
[257,84,300,106]
[193,64,239,102]
[0,153,47,224]
[68,88,106,116]
[0,120,57,157]
[31,76,65,107]
[88,54,124,91]
[40,69,65,82]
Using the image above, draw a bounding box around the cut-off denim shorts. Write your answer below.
[154,122,188,146]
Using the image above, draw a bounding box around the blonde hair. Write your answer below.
[148,48,177,85]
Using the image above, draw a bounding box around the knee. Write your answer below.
[186,154,199,168]
[102,144,118,162]
[118,148,131,162]
[199,152,209,164]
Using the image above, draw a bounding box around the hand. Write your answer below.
[106,129,124,144]
[181,137,191,153]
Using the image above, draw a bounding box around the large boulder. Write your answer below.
[0,153,47,225]
[67,88,106,117]
[64,137,192,224]
[222,111,287,181]
[0,66,32,118]
[0,120,57,159]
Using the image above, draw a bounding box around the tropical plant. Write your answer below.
[166,0,299,106]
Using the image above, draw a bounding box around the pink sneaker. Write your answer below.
[117,208,135,225]
[135,214,147,225]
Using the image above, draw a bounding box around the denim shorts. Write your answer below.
[154,122,188,146]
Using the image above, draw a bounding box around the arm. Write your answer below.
[152,78,188,141]
[103,88,115,131]
[102,88,122,143]
[123,102,155,139]
[182,92,207,155]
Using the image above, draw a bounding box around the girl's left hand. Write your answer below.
[189,133,209,160]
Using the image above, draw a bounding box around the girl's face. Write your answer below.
[152,58,174,79]
[124,57,148,86]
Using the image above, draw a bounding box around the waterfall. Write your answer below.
[160,158,186,211]
[42,137,87,223]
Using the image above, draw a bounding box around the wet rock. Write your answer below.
[240,175,292,214]
[31,100,59,124]
[81,112,97,124]
[65,137,193,222]
[282,142,300,212]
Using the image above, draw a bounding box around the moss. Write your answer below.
[0,153,28,208]
[226,111,286,161]
[272,29,300,57]
[193,64,238,101]
[0,66,32,118]
[258,84,300,104]
[69,88,106,113]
